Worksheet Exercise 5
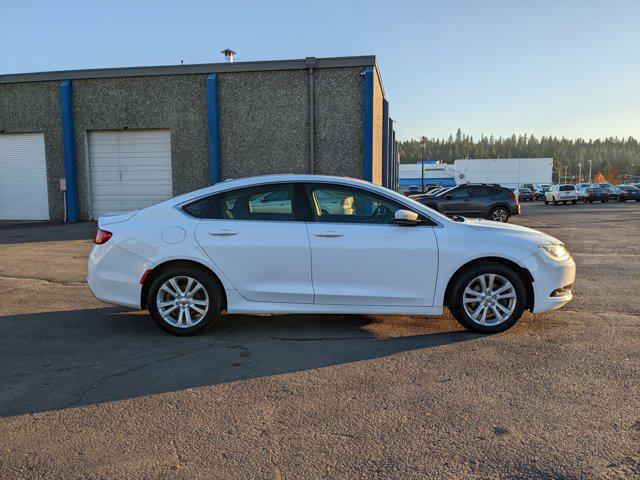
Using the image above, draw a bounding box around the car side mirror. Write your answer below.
[394,209,420,226]
[445,194,453,200]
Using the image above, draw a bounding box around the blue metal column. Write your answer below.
[363,66,374,182]
[59,80,79,222]
[388,118,393,189]
[381,99,389,188]
[392,130,398,190]
[207,74,220,184]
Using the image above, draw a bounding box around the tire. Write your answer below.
[490,206,510,222]
[147,265,222,336]
[544,198,549,205]
[448,262,527,333]
[571,200,577,204]
[553,197,558,205]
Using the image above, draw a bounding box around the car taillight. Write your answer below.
[94,228,113,244]
[511,192,518,202]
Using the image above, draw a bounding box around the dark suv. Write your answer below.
[410,184,521,222]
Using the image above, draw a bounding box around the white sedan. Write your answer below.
[88,175,575,335]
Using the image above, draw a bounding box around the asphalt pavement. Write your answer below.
[0,201,638,479]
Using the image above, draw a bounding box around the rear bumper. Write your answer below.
[520,251,576,313]
[88,243,154,309]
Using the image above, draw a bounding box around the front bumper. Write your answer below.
[520,251,576,313]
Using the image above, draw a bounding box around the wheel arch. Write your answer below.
[140,259,228,310]
[443,257,535,311]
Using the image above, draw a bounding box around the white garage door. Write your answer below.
[0,133,50,220]
[88,130,173,219]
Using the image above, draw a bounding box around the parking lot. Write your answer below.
[0,201,639,479]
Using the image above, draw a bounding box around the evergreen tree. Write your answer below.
[399,130,640,184]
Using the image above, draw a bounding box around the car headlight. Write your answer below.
[539,243,571,261]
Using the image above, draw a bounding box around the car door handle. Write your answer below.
[314,231,344,238]
[209,229,238,236]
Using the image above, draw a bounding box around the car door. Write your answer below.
[194,182,314,304]
[469,186,491,214]
[441,186,472,214]
[304,183,439,306]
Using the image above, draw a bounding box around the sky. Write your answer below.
[1,0,638,141]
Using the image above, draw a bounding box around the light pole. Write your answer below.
[587,159,593,183]
[577,163,582,183]
[420,137,426,193]
[564,165,568,183]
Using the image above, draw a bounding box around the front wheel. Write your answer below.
[147,265,222,335]
[553,198,558,205]
[490,206,510,222]
[544,198,549,205]
[448,263,527,333]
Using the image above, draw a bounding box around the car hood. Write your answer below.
[461,218,561,250]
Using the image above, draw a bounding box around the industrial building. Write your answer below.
[399,158,553,192]
[0,54,400,221]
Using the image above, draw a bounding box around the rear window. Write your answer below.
[519,188,532,193]
[559,185,575,191]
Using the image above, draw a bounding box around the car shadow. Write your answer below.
[0,307,480,417]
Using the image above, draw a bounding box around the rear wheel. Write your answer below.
[448,263,527,333]
[544,198,549,205]
[553,197,558,205]
[147,266,222,335]
[490,206,510,222]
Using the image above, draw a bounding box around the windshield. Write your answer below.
[434,187,455,197]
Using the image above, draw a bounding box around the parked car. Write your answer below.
[534,184,552,201]
[591,182,612,193]
[410,184,520,222]
[611,185,640,202]
[577,186,609,203]
[514,187,534,202]
[88,174,575,336]
[545,184,578,205]
[403,185,421,196]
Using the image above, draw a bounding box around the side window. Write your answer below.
[222,184,294,221]
[451,186,471,198]
[308,184,406,224]
[182,195,218,218]
[471,187,489,196]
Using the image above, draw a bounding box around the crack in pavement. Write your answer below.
[0,274,85,287]
[60,327,239,410]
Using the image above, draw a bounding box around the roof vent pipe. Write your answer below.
[221,49,236,63]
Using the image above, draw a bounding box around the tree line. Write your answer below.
[398,129,640,183]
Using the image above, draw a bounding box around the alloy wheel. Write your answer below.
[492,208,508,222]
[462,273,517,326]
[155,276,209,328]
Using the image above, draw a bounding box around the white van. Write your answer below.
[545,184,578,205]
